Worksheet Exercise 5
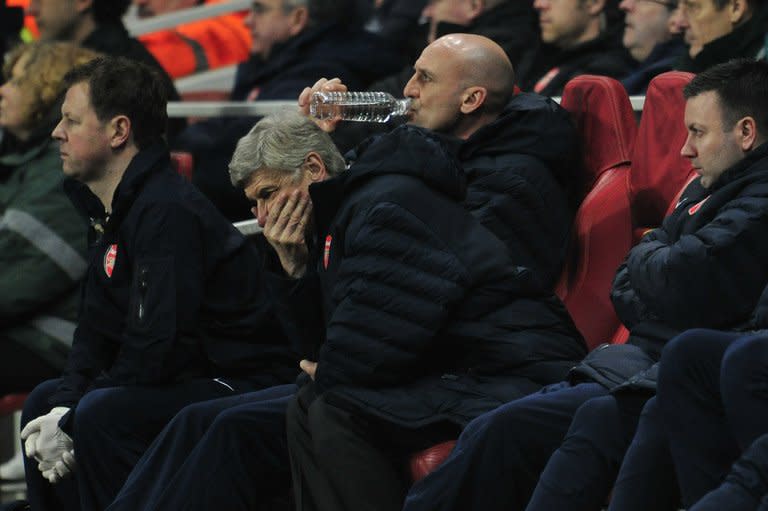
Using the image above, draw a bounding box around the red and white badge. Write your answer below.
[323,235,332,269]
[688,196,710,216]
[103,244,118,277]
[534,67,560,94]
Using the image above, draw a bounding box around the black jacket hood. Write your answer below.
[460,92,580,188]
[342,124,466,201]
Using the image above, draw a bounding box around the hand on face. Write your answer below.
[261,189,312,278]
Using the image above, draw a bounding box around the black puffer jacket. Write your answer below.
[337,92,579,289]
[50,145,298,410]
[613,142,768,360]
[457,92,580,288]
[304,126,586,427]
[574,143,768,392]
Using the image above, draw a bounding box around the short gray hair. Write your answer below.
[228,109,347,189]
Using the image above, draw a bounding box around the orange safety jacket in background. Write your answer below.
[7,0,38,40]
[139,0,252,79]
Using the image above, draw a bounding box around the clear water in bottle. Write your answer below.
[310,91,412,123]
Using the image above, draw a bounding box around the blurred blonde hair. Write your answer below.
[3,41,101,128]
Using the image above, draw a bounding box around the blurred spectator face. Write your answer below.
[2,42,97,141]
[422,0,479,43]
[668,2,698,52]
[681,0,735,57]
[0,55,33,140]
[244,0,306,59]
[52,81,113,184]
[403,38,467,134]
[533,0,600,49]
[620,0,674,61]
[681,90,744,187]
[27,0,80,41]
[134,0,199,18]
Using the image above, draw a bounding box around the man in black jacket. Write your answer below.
[403,58,768,511]
[251,110,585,511]
[18,56,296,511]
[26,0,183,138]
[519,0,636,96]
[597,59,768,511]
[172,0,404,221]
[102,33,582,511]
[310,33,579,289]
[675,0,766,73]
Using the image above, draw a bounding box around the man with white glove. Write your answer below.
[17,56,297,511]
[21,407,74,483]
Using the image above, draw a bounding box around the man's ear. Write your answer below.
[729,0,750,24]
[460,86,488,114]
[108,115,132,149]
[75,0,94,15]
[585,0,607,16]
[289,6,310,36]
[736,116,758,151]
[304,152,328,182]
[466,0,486,20]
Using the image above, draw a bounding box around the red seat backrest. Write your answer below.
[560,75,638,195]
[556,75,636,349]
[629,71,696,237]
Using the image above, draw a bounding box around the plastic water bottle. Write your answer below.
[310,91,412,123]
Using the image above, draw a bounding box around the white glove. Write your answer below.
[21,407,72,468]
[41,449,76,483]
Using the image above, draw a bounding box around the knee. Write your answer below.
[566,397,623,451]
[21,379,61,427]
[172,399,221,430]
[72,387,118,441]
[659,329,715,387]
[721,334,768,400]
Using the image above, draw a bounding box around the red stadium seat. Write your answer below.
[170,151,194,181]
[629,71,696,240]
[0,394,27,416]
[409,440,457,483]
[555,75,636,350]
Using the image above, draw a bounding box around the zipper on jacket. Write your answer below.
[137,266,149,323]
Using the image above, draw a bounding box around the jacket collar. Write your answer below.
[64,143,169,233]
[309,125,465,238]
[709,141,768,192]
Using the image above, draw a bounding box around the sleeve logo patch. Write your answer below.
[323,235,332,270]
[103,244,118,277]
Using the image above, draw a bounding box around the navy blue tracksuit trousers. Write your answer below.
[402,381,609,511]
[658,328,768,507]
[525,391,650,511]
[107,383,297,511]
[691,432,768,511]
[22,377,261,511]
[607,397,679,511]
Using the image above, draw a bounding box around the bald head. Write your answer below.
[403,33,516,138]
[430,34,515,113]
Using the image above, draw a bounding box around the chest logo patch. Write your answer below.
[688,196,710,216]
[534,67,560,94]
[103,244,118,278]
[323,235,332,270]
